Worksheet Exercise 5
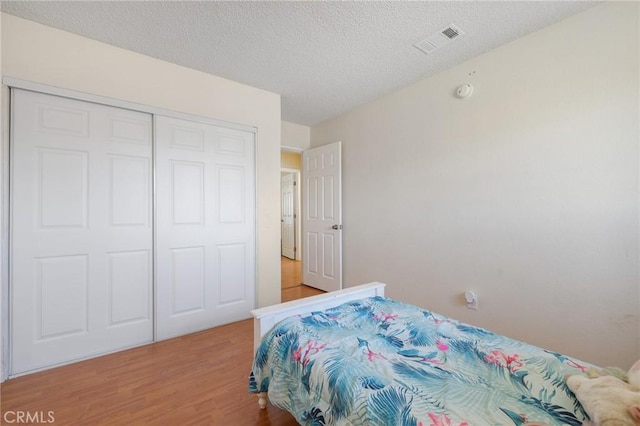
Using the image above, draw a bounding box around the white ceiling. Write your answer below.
[1,1,599,126]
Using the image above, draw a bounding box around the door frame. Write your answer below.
[0,78,259,381]
[1,85,11,382]
[280,167,301,261]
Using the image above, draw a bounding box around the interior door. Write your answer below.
[302,142,342,292]
[155,116,255,341]
[281,173,296,259]
[11,89,153,375]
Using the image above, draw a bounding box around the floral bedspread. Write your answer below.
[249,296,592,426]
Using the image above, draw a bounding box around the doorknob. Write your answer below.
[331,224,343,230]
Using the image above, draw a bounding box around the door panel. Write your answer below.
[38,148,88,228]
[36,255,88,339]
[302,142,342,292]
[109,155,150,226]
[171,160,205,225]
[155,116,255,340]
[218,243,247,304]
[218,166,245,223]
[107,250,151,326]
[11,89,153,375]
[171,246,206,315]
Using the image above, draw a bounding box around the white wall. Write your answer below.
[280,121,307,263]
[312,2,639,368]
[1,13,283,312]
[281,120,310,151]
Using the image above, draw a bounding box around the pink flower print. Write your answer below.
[292,340,326,367]
[421,357,442,365]
[428,314,451,325]
[505,354,523,372]
[428,412,450,426]
[485,351,499,364]
[373,311,398,322]
[425,412,469,426]
[357,338,387,363]
[363,347,387,363]
[293,346,303,363]
[566,359,587,372]
[434,339,449,363]
[436,340,449,352]
[485,350,523,372]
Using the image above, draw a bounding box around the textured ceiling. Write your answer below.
[1,1,599,126]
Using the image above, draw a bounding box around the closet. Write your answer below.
[10,89,256,375]
[155,116,255,340]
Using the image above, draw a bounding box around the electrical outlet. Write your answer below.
[465,291,478,310]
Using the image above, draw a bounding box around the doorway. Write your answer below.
[281,150,305,300]
[280,143,343,297]
[281,256,302,289]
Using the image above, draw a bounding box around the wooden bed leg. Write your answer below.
[258,392,267,409]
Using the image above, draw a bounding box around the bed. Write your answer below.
[249,282,593,425]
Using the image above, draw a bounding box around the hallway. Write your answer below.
[280,256,324,302]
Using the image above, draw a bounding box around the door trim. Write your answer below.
[281,145,303,153]
[1,87,11,382]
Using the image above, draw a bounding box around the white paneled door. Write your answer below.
[155,116,255,340]
[11,90,153,375]
[302,142,342,292]
[281,173,296,259]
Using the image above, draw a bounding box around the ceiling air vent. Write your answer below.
[442,26,461,40]
[414,23,465,55]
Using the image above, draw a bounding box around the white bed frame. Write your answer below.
[250,282,386,408]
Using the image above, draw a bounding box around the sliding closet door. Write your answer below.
[155,116,255,340]
[11,90,153,375]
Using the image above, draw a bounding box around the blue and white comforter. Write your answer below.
[249,296,592,425]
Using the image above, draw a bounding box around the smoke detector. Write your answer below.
[414,24,465,55]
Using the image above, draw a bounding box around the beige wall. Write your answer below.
[1,13,282,313]
[281,151,302,170]
[312,2,639,368]
[281,120,310,151]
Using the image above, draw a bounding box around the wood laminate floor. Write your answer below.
[280,256,302,289]
[0,262,325,425]
[0,319,299,425]
[281,256,324,302]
